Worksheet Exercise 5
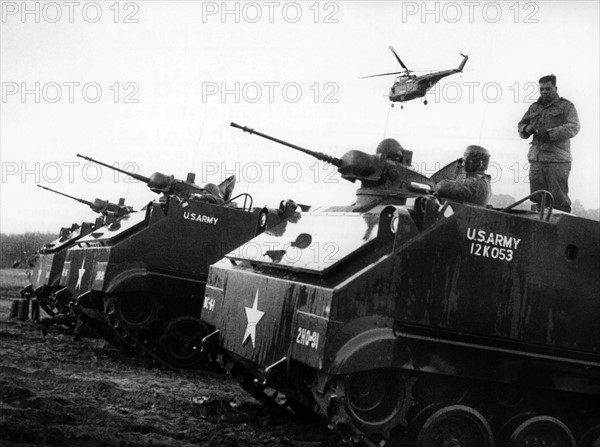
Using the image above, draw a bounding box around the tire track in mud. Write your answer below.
[0,310,339,447]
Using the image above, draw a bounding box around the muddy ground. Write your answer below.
[0,269,339,447]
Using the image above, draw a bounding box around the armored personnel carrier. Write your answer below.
[21,185,132,317]
[201,124,600,447]
[58,156,299,369]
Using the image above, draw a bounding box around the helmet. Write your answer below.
[203,183,221,197]
[376,138,404,160]
[463,145,490,172]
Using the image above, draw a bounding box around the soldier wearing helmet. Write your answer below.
[434,145,491,206]
[194,183,224,204]
[376,138,404,162]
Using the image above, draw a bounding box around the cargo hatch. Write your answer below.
[77,210,147,245]
[225,212,381,274]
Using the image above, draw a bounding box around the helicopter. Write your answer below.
[363,46,469,108]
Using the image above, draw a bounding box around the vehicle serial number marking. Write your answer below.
[296,327,320,350]
[467,227,520,262]
[469,243,514,261]
[203,296,216,312]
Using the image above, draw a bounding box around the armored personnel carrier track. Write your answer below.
[104,295,209,370]
[71,303,132,353]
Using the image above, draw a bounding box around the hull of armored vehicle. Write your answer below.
[60,195,291,368]
[202,200,600,447]
[23,222,95,316]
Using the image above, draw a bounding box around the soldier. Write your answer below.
[518,74,580,212]
[376,138,404,162]
[434,145,491,206]
[194,183,224,204]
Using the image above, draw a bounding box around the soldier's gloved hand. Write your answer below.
[535,128,550,142]
[524,124,535,135]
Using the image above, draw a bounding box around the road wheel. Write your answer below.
[414,404,493,447]
[506,415,575,447]
[156,316,209,369]
[580,425,600,447]
[343,368,413,432]
[110,293,160,329]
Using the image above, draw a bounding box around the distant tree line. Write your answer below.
[489,194,599,221]
[0,232,57,269]
[0,197,597,269]
[570,200,600,221]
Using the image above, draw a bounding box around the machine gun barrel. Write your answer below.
[77,153,151,183]
[37,184,93,207]
[38,185,132,215]
[231,122,342,167]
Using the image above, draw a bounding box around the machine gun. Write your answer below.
[76,154,207,198]
[231,122,434,209]
[37,185,133,217]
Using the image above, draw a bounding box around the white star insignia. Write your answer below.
[75,259,86,290]
[243,290,264,349]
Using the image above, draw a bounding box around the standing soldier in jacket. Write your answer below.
[518,74,580,212]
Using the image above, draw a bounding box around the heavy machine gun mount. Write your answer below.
[76,154,207,198]
[37,184,133,217]
[231,122,434,210]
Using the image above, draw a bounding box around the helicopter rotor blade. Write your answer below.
[389,46,410,72]
[361,71,406,79]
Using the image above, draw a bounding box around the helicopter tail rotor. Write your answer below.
[457,52,469,71]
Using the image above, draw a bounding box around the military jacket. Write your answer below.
[434,173,491,206]
[518,96,580,162]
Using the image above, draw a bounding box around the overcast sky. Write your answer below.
[1,1,599,233]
